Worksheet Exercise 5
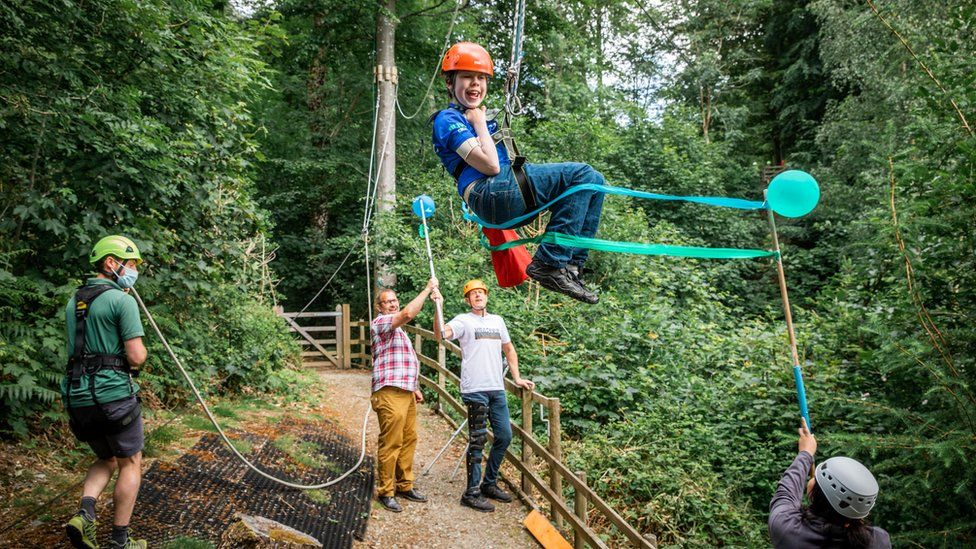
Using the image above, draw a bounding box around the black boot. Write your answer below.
[480,483,513,503]
[526,260,598,304]
[378,496,403,512]
[460,492,495,513]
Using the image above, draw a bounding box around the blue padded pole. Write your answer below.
[765,191,813,431]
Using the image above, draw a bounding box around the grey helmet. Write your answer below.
[815,456,879,519]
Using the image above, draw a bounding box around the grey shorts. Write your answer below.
[69,396,144,459]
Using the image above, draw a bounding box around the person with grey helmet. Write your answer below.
[769,419,891,548]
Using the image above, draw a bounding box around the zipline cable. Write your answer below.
[133,288,369,490]
[504,0,528,117]
[395,0,464,120]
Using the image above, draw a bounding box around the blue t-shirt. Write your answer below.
[431,106,511,196]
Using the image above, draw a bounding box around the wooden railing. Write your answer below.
[349,317,656,549]
[280,306,656,547]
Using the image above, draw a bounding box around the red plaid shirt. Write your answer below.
[371,314,419,393]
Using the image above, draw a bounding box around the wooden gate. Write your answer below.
[275,305,352,368]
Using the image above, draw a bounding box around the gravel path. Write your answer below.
[321,369,537,549]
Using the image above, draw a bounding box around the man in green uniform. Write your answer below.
[63,235,148,549]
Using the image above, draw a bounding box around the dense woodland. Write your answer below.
[2,0,974,546]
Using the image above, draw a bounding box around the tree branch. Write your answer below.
[867,0,973,136]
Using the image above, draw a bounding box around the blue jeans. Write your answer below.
[465,162,606,268]
[461,390,512,494]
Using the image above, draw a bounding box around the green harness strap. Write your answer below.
[479,230,778,260]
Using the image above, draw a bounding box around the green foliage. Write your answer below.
[3,0,973,544]
[161,537,214,549]
[0,1,300,434]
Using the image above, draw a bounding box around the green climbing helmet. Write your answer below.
[89,235,143,266]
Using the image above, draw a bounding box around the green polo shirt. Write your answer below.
[61,278,145,407]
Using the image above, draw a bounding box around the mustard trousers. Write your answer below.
[370,386,418,497]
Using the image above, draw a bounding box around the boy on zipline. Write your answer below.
[432,42,605,304]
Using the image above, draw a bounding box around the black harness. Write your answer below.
[65,284,140,441]
[432,106,538,212]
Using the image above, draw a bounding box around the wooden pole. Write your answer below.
[373,0,397,289]
[574,471,588,549]
[548,398,563,528]
[341,304,352,368]
[765,191,812,430]
[521,387,533,498]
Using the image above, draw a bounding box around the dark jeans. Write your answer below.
[461,390,512,494]
[465,162,606,268]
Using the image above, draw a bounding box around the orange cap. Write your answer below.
[442,42,494,76]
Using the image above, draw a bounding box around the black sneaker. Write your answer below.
[526,260,598,304]
[566,265,587,289]
[378,496,403,513]
[460,493,495,513]
[480,483,512,503]
[395,489,428,503]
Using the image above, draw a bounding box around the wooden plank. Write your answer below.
[298,338,338,345]
[279,311,342,318]
[297,326,338,333]
[524,509,573,549]
[298,339,339,344]
[302,361,334,368]
[280,314,339,367]
[522,386,533,499]
[301,350,340,357]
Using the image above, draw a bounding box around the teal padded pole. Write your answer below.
[765,190,812,431]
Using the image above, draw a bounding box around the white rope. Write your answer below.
[505,0,528,117]
[394,0,464,120]
[133,288,370,490]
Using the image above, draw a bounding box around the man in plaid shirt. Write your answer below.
[370,278,437,512]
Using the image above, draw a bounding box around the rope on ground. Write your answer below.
[133,288,370,490]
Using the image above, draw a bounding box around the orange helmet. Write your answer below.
[462,279,489,297]
[442,42,494,76]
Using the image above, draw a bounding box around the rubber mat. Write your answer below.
[132,419,374,548]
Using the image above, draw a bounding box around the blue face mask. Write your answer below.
[114,265,139,289]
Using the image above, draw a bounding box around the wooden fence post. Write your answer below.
[437,342,446,415]
[414,333,423,365]
[359,322,367,365]
[575,470,588,549]
[341,304,351,368]
[521,387,533,499]
[549,398,563,528]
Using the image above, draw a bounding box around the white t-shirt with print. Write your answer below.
[446,312,511,394]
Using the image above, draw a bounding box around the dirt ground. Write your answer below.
[0,368,539,548]
[323,369,537,549]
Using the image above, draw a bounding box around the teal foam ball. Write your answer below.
[767,170,820,218]
[412,194,436,218]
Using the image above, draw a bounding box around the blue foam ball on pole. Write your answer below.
[767,170,820,218]
[412,194,436,219]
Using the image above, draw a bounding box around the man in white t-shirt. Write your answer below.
[432,279,534,513]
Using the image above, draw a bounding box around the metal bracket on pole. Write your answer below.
[374,64,399,85]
